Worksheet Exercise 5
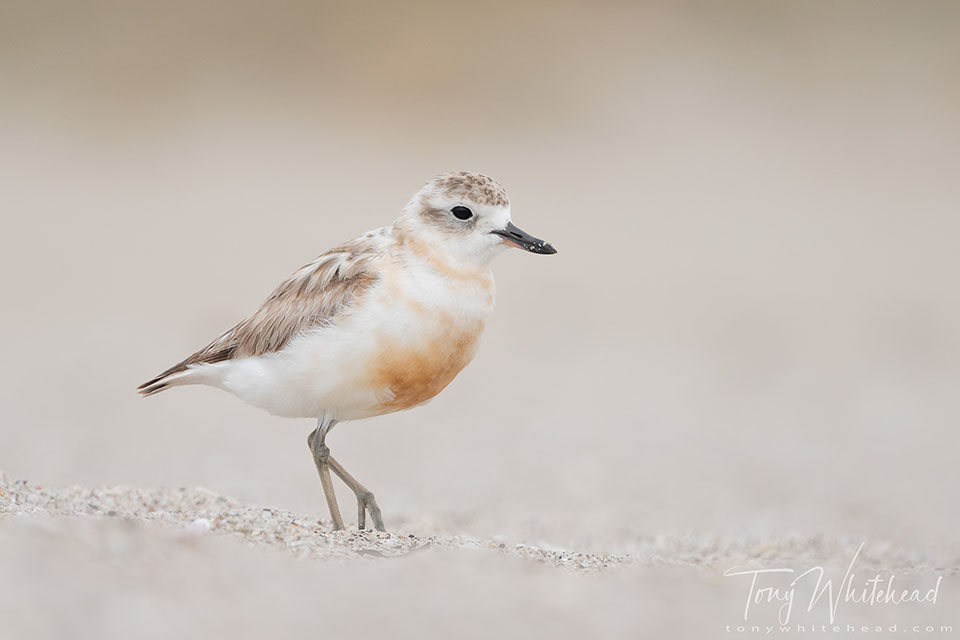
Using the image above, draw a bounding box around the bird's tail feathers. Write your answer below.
[137,367,200,397]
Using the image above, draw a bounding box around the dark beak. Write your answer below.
[491,221,558,255]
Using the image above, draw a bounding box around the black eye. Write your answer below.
[451,206,473,220]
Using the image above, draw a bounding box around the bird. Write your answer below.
[138,172,557,531]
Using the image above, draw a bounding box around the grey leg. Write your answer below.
[328,456,386,532]
[307,418,344,531]
[307,419,386,532]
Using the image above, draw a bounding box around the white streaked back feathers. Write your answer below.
[138,229,389,394]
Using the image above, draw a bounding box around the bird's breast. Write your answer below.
[365,311,485,414]
[360,262,493,415]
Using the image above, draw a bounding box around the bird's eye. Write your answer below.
[451,206,473,220]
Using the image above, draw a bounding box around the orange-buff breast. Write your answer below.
[368,318,484,414]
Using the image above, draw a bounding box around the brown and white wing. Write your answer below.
[138,238,382,396]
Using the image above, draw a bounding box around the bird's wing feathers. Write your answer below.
[138,235,384,394]
[222,243,381,360]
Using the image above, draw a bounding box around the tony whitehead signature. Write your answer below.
[724,543,943,624]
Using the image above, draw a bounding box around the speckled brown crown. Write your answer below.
[429,172,510,207]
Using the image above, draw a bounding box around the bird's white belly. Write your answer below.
[209,271,494,420]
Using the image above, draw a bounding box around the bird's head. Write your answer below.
[399,172,557,267]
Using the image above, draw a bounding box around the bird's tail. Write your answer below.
[137,366,199,397]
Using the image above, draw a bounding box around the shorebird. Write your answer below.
[138,172,556,531]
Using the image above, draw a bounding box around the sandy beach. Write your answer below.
[3,473,957,639]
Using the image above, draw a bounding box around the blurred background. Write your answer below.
[2,0,959,560]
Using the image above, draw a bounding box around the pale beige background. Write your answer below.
[1,1,958,637]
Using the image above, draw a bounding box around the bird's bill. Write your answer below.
[491,222,558,254]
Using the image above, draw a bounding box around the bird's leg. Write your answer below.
[307,418,385,532]
[327,455,386,532]
[307,418,344,531]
